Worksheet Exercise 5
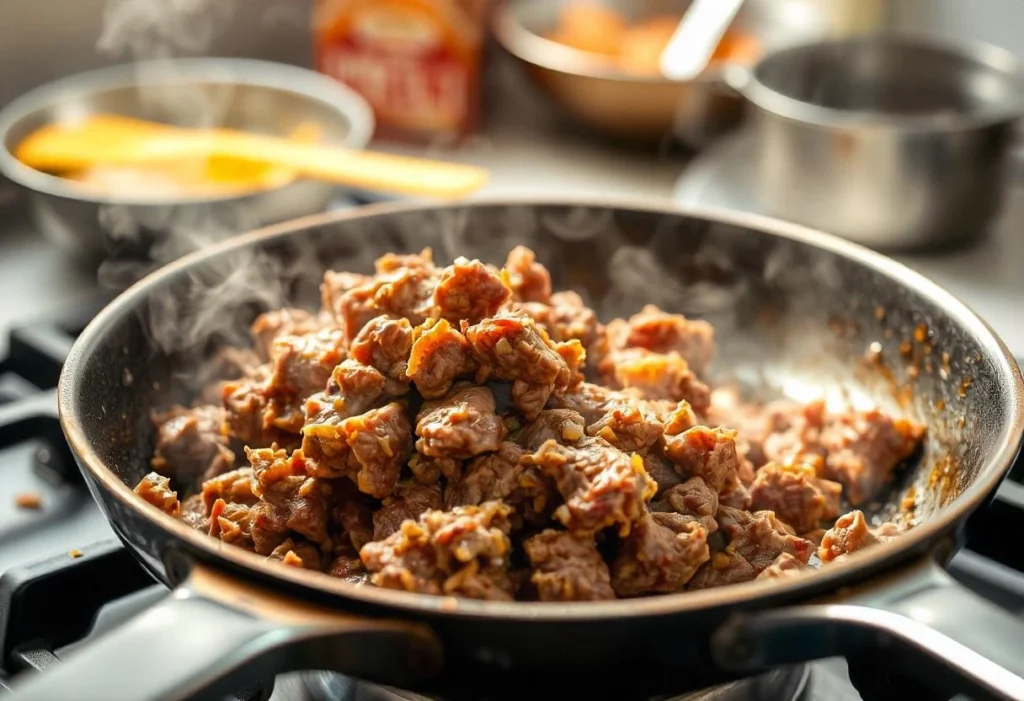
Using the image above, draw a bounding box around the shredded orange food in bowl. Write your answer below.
[546,2,760,76]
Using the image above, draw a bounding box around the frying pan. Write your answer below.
[12,199,1024,700]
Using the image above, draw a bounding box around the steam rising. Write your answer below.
[95,0,290,360]
[98,0,239,58]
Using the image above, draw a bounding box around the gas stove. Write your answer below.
[1,212,1024,701]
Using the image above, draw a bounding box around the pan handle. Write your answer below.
[710,555,1024,701]
[9,563,443,701]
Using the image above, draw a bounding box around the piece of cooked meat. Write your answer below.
[321,270,372,328]
[208,498,255,550]
[250,308,326,360]
[197,347,264,404]
[586,402,664,453]
[465,313,581,420]
[331,278,380,341]
[180,494,208,531]
[372,484,444,541]
[514,291,602,353]
[150,405,235,483]
[756,552,807,580]
[434,257,511,324]
[643,452,683,497]
[689,507,813,589]
[749,462,842,534]
[373,264,440,327]
[663,426,744,494]
[601,349,711,413]
[335,496,376,551]
[818,410,924,506]
[408,453,462,486]
[222,377,275,448]
[445,441,553,528]
[652,477,719,534]
[612,305,715,375]
[249,472,332,555]
[349,315,413,384]
[611,511,710,596]
[303,401,413,499]
[407,318,475,399]
[327,548,368,583]
[719,477,753,510]
[134,472,181,516]
[267,327,347,400]
[719,507,814,570]
[267,538,323,570]
[504,245,551,303]
[523,436,656,536]
[360,501,515,600]
[661,401,699,437]
[200,467,258,511]
[512,409,586,450]
[523,529,615,601]
[246,445,305,497]
[756,399,828,467]
[415,384,507,459]
[547,382,637,424]
[819,510,902,563]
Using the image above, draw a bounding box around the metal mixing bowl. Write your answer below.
[492,0,825,146]
[745,34,1024,250]
[0,58,374,261]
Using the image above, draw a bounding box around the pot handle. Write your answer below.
[9,563,443,701]
[711,555,1024,701]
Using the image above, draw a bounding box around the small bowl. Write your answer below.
[744,34,1024,250]
[0,58,374,262]
[492,0,823,146]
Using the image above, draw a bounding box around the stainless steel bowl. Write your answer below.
[492,0,826,146]
[0,58,374,261]
[744,34,1024,250]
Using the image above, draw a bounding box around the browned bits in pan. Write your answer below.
[138,246,926,601]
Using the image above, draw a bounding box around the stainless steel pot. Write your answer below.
[740,34,1024,250]
[0,58,374,262]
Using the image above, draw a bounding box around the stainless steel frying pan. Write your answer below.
[12,199,1024,700]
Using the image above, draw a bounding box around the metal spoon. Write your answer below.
[660,0,746,81]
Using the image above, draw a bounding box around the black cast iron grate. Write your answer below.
[0,299,271,700]
[0,298,1020,701]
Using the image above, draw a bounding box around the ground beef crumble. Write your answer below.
[142,245,925,601]
[524,529,614,601]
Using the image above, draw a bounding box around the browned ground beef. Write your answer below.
[138,246,924,601]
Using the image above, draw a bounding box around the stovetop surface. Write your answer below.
[1,200,1023,701]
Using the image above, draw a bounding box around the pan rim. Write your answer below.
[58,195,1024,621]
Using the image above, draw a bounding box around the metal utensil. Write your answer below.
[660,0,746,82]
[0,58,375,261]
[741,34,1024,250]
[12,198,1024,700]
